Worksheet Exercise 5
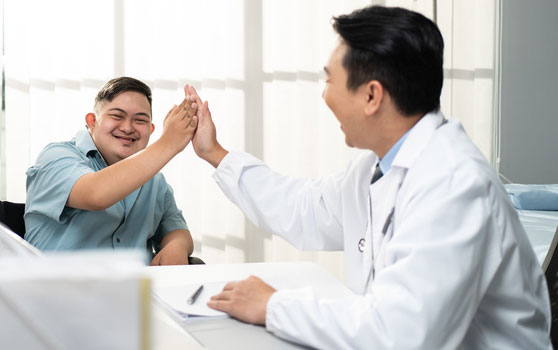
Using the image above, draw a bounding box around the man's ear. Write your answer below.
[363,80,384,116]
[150,123,155,134]
[85,113,96,130]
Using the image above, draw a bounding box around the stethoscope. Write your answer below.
[357,207,394,252]
[360,175,402,293]
[360,118,447,293]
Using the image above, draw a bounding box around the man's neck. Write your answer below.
[372,113,422,159]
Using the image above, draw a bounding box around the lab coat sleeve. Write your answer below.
[212,152,345,250]
[265,165,500,349]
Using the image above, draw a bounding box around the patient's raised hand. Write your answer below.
[160,96,198,155]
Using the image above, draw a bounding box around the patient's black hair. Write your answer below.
[332,6,444,116]
[94,76,152,115]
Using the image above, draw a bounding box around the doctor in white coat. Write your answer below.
[188,5,551,349]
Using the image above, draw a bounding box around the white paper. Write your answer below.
[154,281,228,319]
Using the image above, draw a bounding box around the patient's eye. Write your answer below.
[135,118,149,124]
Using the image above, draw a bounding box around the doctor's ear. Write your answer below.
[363,81,384,116]
[85,113,97,130]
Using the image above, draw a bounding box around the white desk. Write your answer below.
[147,262,351,349]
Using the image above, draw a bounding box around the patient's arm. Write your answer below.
[150,229,194,266]
[67,98,198,210]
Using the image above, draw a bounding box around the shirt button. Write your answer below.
[116,237,121,243]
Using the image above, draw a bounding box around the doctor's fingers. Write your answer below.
[221,280,240,291]
[209,290,235,304]
[185,86,211,124]
[207,292,250,318]
[207,298,235,314]
[197,101,213,128]
[184,85,204,107]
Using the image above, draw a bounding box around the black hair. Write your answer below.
[332,6,444,116]
[94,76,152,115]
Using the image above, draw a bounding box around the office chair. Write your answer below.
[542,225,558,348]
[0,200,204,265]
[0,201,26,239]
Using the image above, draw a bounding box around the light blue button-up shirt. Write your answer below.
[24,129,188,252]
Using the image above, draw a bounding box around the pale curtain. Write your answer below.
[0,0,496,281]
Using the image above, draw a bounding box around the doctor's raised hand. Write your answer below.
[184,85,229,168]
[184,85,277,323]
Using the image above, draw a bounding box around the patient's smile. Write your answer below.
[114,134,137,144]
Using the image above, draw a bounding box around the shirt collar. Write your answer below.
[378,128,412,175]
[74,128,101,158]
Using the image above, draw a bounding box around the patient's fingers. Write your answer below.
[163,105,177,123]
[186,115,198,130]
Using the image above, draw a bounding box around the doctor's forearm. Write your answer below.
[203,146,229,168]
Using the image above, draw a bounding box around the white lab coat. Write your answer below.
[213,112,551,349]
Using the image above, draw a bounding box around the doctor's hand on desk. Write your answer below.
[207,276,276,325]
[184,85,229,168]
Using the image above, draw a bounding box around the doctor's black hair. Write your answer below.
[94,76,153,116]
[332,6,444,117]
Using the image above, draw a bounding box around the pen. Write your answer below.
[187,285,204,305]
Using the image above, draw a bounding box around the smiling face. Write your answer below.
[322,43,370,149]
[85,91,154,165]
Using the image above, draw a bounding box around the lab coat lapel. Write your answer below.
[370,112,446,281]
[392,111,445,170]
[343,153,378,294]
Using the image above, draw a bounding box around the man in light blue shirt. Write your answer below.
[25,77,198,265]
